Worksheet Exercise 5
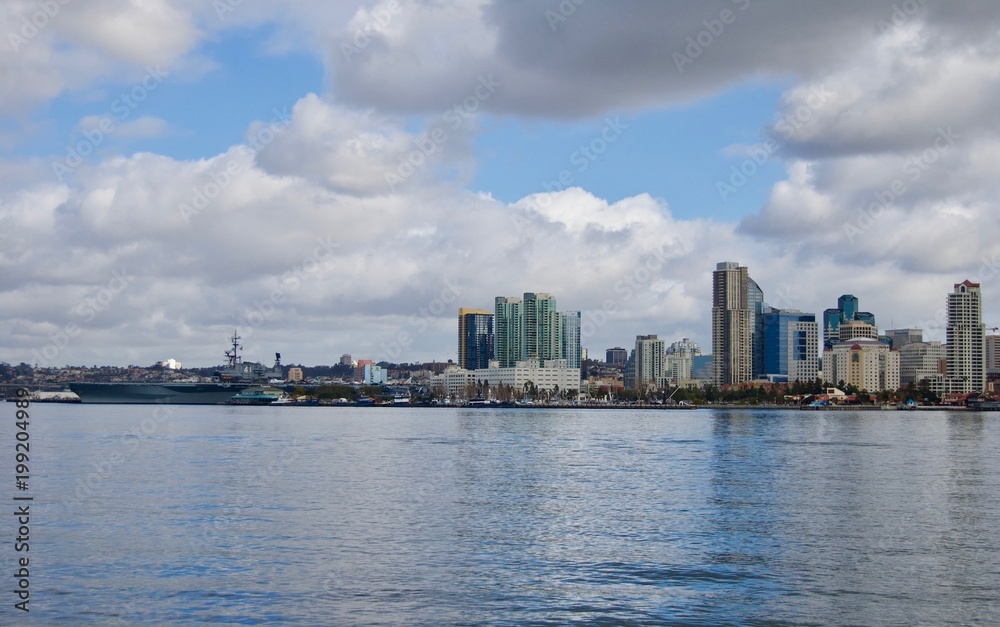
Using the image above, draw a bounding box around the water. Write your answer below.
[4,405,1000,624]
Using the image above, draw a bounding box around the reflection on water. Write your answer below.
[10,406,1000,624]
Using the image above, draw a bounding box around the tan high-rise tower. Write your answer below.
[712,262,753,386]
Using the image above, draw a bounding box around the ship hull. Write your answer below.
[68,382,249,405]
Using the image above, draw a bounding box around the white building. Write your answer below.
[431,366,478,397]
[838,320,878,342]
[362,363,388,385]
[475,359,580,393]
[631,335,665,390]
[822,338,900,393]
[946,280,986,394]
[898,341,946,386]
[159,359,182,370]
[665,338,702,385]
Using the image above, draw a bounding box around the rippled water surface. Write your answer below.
[7,406,1000,624]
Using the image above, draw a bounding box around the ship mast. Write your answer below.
[225,330,242,368]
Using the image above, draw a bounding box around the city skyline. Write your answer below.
[3,2,1000,367]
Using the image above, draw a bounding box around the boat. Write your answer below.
[226,386,289,406]
[69,332,286,405]
[966,397,1000,411]
[4,389,82,403]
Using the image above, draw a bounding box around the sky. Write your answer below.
[2,0,999,368]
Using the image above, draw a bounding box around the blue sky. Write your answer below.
[1,0,998,367]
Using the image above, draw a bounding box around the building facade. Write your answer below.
[824,294,877,349]
[665,338,702,385]
[475,359,581,393]
[838,320,878,342]
[898,341,947,386]
[458,308,494,371]
[822,338,900,393]
[523,292,561,364]
[630,335,665,390]
[987,335,1000,379]
[885,329,923,351]
[946,280,986,394]
[712,262,753,386]
[606,347,628,365]
[494,296,524,368]
[561,311,582,368]
[762,308,819,383]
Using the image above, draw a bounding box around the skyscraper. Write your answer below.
[560,311,581,368]
[712,261,753,386]
[606,347,628,365]
[946,280,985,394]
[631,334,665,390]
[665,338,702,385]
[458,308,494,371]
[824,294,877,349]
[762,308,819,383]
[494,293,567,367]
[494,296,523,368]
[523,292,562,364]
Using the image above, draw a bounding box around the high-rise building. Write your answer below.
[494,296,524,368]
[606,347,628,365]
[458,308,494,371]
[987,335,1000,379]
[560,311,581,368]
[885,329,923,351]
[712,261,753,386]
[946,280,985,394]
[665,338,702,385]
[748,277,766,379]
[838,294,859,321]
[523,292,560,364]
[822,339,900,392]
[762,308,819,383]
[339,354,353,366]
[630,335,665,390]
[495,293,567,368]
[898,341,947,386]
[823,308,842,348]
[824,294,877,349]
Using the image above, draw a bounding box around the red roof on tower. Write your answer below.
[955,279,980,288]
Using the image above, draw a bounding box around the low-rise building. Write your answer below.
[475,359,581,393]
